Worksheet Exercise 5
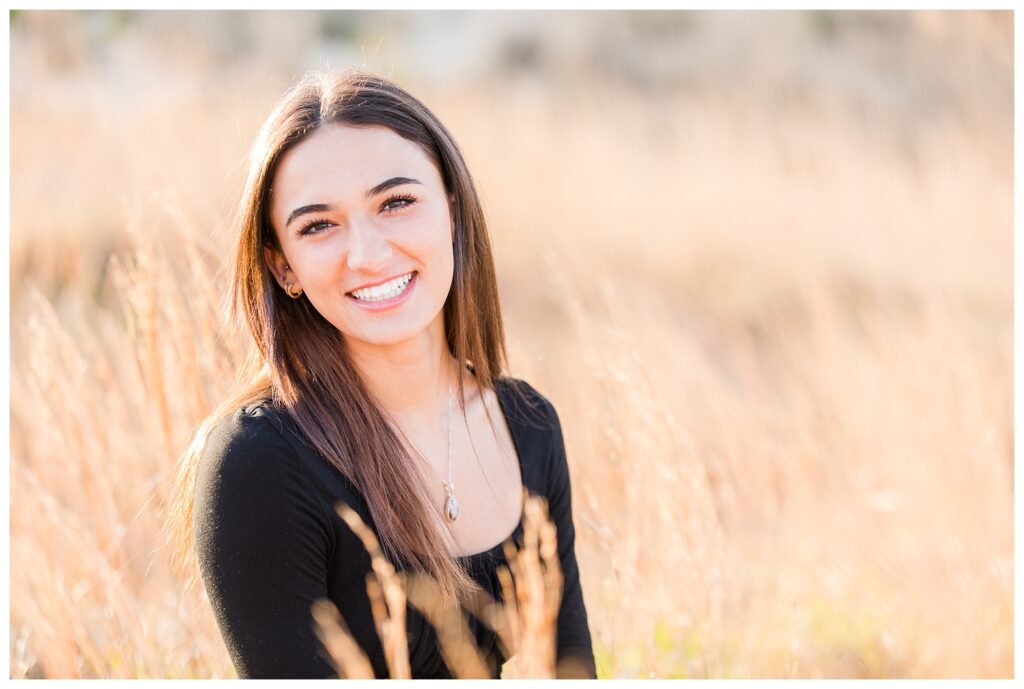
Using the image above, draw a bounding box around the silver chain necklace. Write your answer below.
[406,374,459,522]
[442,376,459,522]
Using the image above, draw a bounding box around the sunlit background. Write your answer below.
[9,10,1013,678]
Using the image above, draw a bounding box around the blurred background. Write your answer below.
[9,10,1013,678]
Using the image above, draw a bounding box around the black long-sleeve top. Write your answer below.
[192,376,596,679]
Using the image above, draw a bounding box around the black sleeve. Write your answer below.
[192,410,338,679]
[542,399,598,679]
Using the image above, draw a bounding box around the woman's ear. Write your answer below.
[263,244,290,289]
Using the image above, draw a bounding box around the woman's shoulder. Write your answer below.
[201,397,288,455]
[195,397,316,500]
[191,399,338,604]
[493,376,575,501]
[494,375,565,438]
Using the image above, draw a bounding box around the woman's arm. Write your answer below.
[192,408,339,679]
[543,398,598,679]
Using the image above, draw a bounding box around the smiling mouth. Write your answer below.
[347,271,416,302]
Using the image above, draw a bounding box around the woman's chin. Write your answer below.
[338,318,438,350]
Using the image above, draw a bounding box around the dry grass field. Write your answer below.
[8,10,1013,678]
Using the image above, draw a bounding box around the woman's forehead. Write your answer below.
[270,123,440,213]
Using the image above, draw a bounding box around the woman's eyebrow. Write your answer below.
[366,176,422,197]
[285,177,423,228]
[286,203,331,228]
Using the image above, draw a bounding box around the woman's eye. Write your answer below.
[381,194,417,213]
[298,218,333,236]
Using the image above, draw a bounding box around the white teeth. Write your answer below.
[351,273,413,302]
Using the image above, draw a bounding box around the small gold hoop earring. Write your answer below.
[286,283,303,299]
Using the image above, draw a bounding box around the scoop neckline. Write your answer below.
[453,377,528,561]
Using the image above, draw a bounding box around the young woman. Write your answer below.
[164,70,595,679]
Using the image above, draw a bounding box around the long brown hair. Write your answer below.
[163,69,511,607]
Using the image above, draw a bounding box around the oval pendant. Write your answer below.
[446,494,460,522]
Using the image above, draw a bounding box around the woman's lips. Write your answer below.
[345,271,418,311]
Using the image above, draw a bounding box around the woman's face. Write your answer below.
[265,123,455,349]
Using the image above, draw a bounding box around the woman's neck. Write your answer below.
[344,316,459,426]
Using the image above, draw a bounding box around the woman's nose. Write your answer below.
[345,221,393,273]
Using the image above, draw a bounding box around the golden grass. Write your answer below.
[9,14,1012,678]
[325,493,566,679]
[336,504,413,679]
